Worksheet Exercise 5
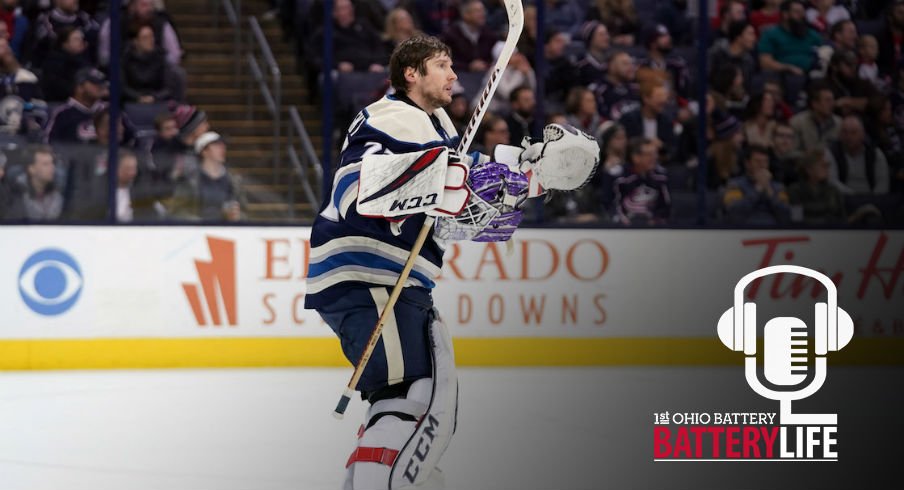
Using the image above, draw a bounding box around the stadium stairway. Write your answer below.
[167,0,321,222]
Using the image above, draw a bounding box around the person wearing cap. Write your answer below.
[638,23,690,100]
[45,66,107,145]
[169,131,246,222]
[722,144,791,225]
[575,20,609,86]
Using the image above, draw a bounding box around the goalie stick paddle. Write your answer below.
[334,0,525,418]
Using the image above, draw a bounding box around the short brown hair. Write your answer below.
[389,35,452,94]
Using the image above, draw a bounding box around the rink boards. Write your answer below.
[1,226,901,369]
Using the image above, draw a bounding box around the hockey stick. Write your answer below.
[333,0,525,419]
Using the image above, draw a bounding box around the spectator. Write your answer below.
[707,111,745,189]
[152,111,178,149]
[593,50,639,121]
[751,0,782,33]
[170,132,246,221]
[447,92,470,136]
[575,21,609,86]
[542,29,576,105]
[655,0,693,46]
[638,23,690,100]
[121,25,183,104]
[596,120,627,213]
[442,0,497,72]
[758,0,823,76]
[790,81,840,153]
[806,0,850,34]
[39,26,91,102]
[517,5,538,65]
[763,79,794,121]
[1,0,30,59]
[506,86,537,145]
[474,113,510,156]
[152,104,207,187]
[743,92,778,149]
[6,145,62,221]
[865,96,904,194]
[612,136,670,225]
[619,74,676,164]
[824,49,877,115]
[382,7,419,53]
[63,107,126,220]
[770,121,803,184]
[474,49,535,115]
[45,67,106,144]
[828,19,857,52]
[857,36,884,92]
[708,21,757,94]
[308,0,386,74]
[0,38,42,136]
[98,0,182,68]
[826,115,890,195]
[722,144,791,225]
[408,0,457,36]
[28,0,98,65]
[877,0,904,78]
[565,87,602,136]
[788,148,846,224]
[589,0,637,46]
[713,0,748,41]
[710,63,748,119]
[543,0,583,35]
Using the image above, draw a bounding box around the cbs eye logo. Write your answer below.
[18,249,83,316]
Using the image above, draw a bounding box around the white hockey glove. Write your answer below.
[501,123,600,198]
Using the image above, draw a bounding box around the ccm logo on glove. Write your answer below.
[390,193,439,213]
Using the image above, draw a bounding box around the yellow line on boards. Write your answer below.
[0,337,900,370]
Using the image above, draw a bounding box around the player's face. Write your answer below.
[417,53,457,109]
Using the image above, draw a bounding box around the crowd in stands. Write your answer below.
[0,0,246,223]
[284,0,904,227]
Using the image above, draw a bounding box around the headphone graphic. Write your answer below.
[717,265,854,425]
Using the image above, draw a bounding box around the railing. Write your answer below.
[246,16,282,185]
[214,0,242,83]
[287,106,323,218]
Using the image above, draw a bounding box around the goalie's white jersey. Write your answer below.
[304,94,460,310]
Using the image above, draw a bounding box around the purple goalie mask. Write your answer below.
[467,160,528,242]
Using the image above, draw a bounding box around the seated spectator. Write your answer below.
[828,19,857,52]
[722,145,791,225]
[27,0,98,65]
[763,79,793,121]
[638,24,690,100]
[790,81,841,153]
[708,21,758,94]
[1,0,30,59]
[122,25,183,104]
[612,137,670,225]
[447,92,469,136]
[865,96,904,194]
[655,0,693,46]
[619,74,676,164]
[308,0,386,74]
[409,0,457,36]
[877,0,904,78]
[473,113,510,156]
[707,111,745,189]
[442,0,497,72]
[593,50,639,121]
[710,63,748,119]
[770,121,803,185]
[505,86,537,145]
[152,111,178,149]
[758,1,823,77]
[98,0,182,68]
[857,36,884,92]
[596,120,628,212]
[39,26,91,102]
[543,0,583,35]
[63,107,127,219]
[475,49,535,115]
[382,7,419,54]
[542,29,577,105]
[6,145,62,221]
[565,87,602,136]
[806,0,850,34]
[751,0,782,33]
[588,0,637,47]
[743,92,779,149]
[824,49,877,116]
[45,67,106,144]
[826,115,890,195]
[575,21,609,86]
[152,104,208,188]
[170,132,246,221]
[517,5,538,66]
[788,149,846,224]
[0,38,43,136]
[712,0,748,41]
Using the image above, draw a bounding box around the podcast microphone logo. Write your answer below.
[717,265,854,425]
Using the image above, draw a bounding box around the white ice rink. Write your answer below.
[1,367,901,490]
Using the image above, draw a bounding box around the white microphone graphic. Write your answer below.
[717,266,854,425]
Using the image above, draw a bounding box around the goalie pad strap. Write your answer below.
[347,447,400,468]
